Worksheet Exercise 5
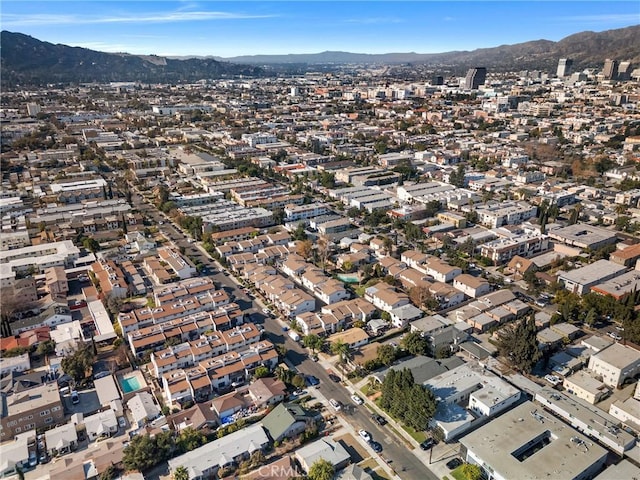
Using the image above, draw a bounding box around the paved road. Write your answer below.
[131,189,437,480]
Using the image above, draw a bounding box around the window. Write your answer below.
[52,406,61,412]
[44,418,53,424]
[14,427,21,433]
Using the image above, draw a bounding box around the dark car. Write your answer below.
[446,458,462,470]
[305,375,320,386]
[328,373,341,382]
[371,414,387,426]
[370,441,383,453]
[419,439,435,450]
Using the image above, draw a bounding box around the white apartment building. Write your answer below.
[588,343,640,388]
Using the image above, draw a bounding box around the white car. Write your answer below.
[544,374,561,386]
[329,398,341,411]
[351,394,364,405]
[262,308,271,315]
[358,429,372,442]
[118,417,127,428]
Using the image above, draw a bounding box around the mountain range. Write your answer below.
[2,25,639,87]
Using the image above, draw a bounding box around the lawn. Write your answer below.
[401,425,427,443]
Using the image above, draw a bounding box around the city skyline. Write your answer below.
[2,1,639,58]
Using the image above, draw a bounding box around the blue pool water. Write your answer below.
[120,376,142,393]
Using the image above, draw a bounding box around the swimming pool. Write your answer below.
[120,376,142,393]
[337,274,361,284]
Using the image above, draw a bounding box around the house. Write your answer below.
[261,402,317,442]
[452,274,491,298]
[212,391,249,419]
[84,409,118,441]
[167,403,219,432]
[247,377,286,408]
[295,438,351,473]
[127,392,161,428]
[94,375,122,408]
[44,423,78,456]
[563,371,611,404]
[328,328,369,350]
[336,465,374,480]
[0,431,33,477]
[389,304,423,329]
[588,343,640,388]
[364,282,409,312]
[168,424,269,480]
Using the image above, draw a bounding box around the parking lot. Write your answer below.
[62,389,101,416]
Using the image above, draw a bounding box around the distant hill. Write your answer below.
[215,25,640,71]
[2,26,639,87]
[0,31,262,87]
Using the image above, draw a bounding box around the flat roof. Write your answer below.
[591,342,640,369]
[460,401,608,480]
[558,260,627,286]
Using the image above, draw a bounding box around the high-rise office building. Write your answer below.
[603,59,619,80]
[556,58,573,77]
[464,67,486,90]
[617,61,632,81]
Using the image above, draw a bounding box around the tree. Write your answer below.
[379,368,437,431]
[61,344,95,382]
[331,339,352,365]
[35,340,56,357]
[296,240,313,260]
[401,331,429,356]
[82,237,100,253]
[292,223,308,241]
[460,463,483,480]
[254,365,270,379]
[275,366,294,385]
[496,313,541,374]
[99,465,118,480]
[173,466,189,480]
[123,433,173,471]
[291,374,306,389]
[376,344,397,366]
[303,334,324,354]
[176,427,206,454]
[307,458,335,480]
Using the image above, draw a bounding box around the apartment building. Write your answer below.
[588,343,640,388]
[475,202,537,228]
[0,383,64,441]
[480,232,550,265]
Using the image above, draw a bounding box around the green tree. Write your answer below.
[99,465,118,480]
[275,366,294,385]
[176,427,206,454]
[303,334,324,354]
[379,368,437,431]
[254,365,270,379]
[401,331,429,356]
[36,340,56,357]
[173,466,189,480]
[331,339,352,365]
[291,374,306,389]
[307,458,335,480]
[376,344,397,366]
[460,463,483,480]
[61,344,95,382]
[496,313,541,374]
[82,237,100,253]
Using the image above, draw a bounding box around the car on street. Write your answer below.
[419,438,435,450]
[446,458,463,470]
[329,398,342,411]
[371,414,387,426]
[370,441,383,453]
[351,394,364,405]
[328,372,341,382]
[358,430,372,442]
[305,375,320,386]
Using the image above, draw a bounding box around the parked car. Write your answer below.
[544,374,562,386]
[351,394,364,405]
[329,398,342,411]
[118,417,127,428]
[419,439,435,450]
[358,430,372,442]
[305,375,320,386]
[371,414,387,426]
[370,441,383,453]
[71,390,80,404]
[446,458,463,470]
[328,372,340,382]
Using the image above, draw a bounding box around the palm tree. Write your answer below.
[173,466,189,480]
[331,340,352,367]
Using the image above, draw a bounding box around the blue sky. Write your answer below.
[2,1,639,57]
